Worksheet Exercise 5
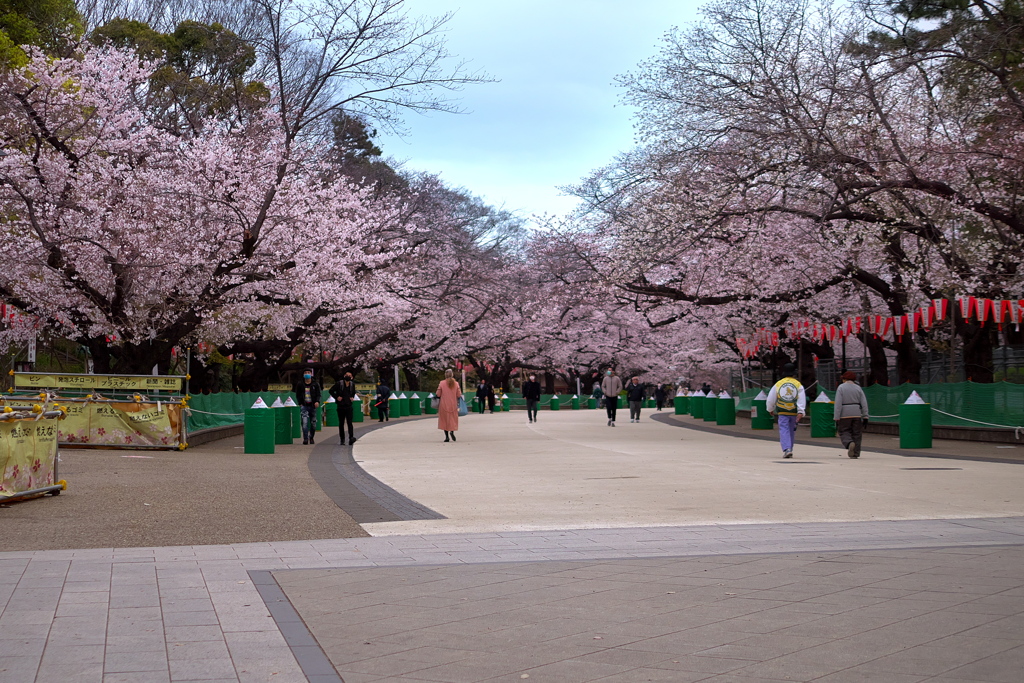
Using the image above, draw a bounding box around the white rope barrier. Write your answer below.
[185,409,244,417]
[931,408,1023,440]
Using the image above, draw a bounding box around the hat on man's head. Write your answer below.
[781,363,797,376]
[841,370,857,381]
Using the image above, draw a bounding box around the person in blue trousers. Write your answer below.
[766,363,806,458]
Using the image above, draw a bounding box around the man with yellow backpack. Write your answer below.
[766,363,806,459]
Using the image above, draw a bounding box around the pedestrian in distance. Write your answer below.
[601,368,623,427]
[375,381,391,422]
[523,373,542,423]
[701,381,713,396]
[654,384,667,411]
[591,381,603,407]
[477,379,496,413]
[834,370,869,458]
[766,363,806,458]
[329,372,359,445]
[436,368,463,442]
[626,377,646,422]
[294,369,321,445]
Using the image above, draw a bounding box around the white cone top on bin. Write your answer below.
[501,394,508,399]
[270,397,285,408]
[353,395,361,402]
[719,391,731,399]
[399,393,407,399]
[695,390,706,397]
[814,392,831,403]
[283,397,297,407]
[572,395,578,399]
[410,393,419,398]
[904,391,927,404]
[325,396,336,403]
[755,390,767,400]
[428,393,435,398]
[389,394,399,400]
[250,397,269,409]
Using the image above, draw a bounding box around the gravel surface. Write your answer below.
[0,434,368,551]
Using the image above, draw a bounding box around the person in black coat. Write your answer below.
[375,382,392,422]
[477,380,496,413]
[329,372,359,445]
[626,377,646,423]
[295,370,322,445]
[522,374,542,423]
[654,384,667,411]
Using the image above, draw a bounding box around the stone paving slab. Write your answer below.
[3,518,1024,682]
[273,544,1024,682]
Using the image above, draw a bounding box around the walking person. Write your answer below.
[834,371,869,458]
[477,379,495,413]
[766,363,806,458]
[626,376,645,423]
[654,384,667,411]
[601,369,623,427]
[375,381,391,422]
[523,373,542,423]
[294,369,321,445]
[436,368,463,442]
[329,372,359,445]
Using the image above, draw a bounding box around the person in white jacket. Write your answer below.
[601,369,623,426]
[765,363,806,458]
[833,371,869,458]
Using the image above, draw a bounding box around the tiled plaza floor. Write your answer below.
[3,411,1024,682]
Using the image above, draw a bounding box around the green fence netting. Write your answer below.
[863,382,1024,430]
[187,392,295,433]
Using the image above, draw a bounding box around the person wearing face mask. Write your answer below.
[294,369,322,445]
[329,371,359,445]
[601,368,623,426]
[522,373,542,423]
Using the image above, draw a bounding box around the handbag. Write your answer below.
[457,396,468,416]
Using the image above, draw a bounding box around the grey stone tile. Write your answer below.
[102,672,172,683]
[104,650,169,673]
[0,655,42,683]
[166,640,230,661]
[167,657,238,681]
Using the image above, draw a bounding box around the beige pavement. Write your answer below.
[360,409,1024,536]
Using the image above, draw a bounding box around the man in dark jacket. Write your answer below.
[477,380,496,413]
[329,372,359,445]
[295,369,321,445]
[654,384,667,411]
[522,373,542,423]
[375,381,392,422]
[626,377,646,423]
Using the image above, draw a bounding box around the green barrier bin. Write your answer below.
[502,397,511,412]
[703,397,718,422]
[810,401,836,438]
[290,405,301,438]
[645,398,655,408]
[750,399,774,429]
[899,402,932,448]
[273,405,292,445]
[587,397,597,409]
[673,396,687,415]
[352,397,364,423]
[551,396,561,411]
[716,397,736,426]
[409,393,422,415]
[325,401,339,427]
[314,405,322,431]
[691,395,704,419]
[571,396,580,410]
[425,394,438,415]
[389,396,400,418]
[244,408,275,454]
[369,400,379,420]
[400,395,411,417]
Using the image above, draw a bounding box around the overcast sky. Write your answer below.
[378,0,703,221]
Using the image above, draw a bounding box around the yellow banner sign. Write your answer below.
[14,373,184,392]
[267,383,293,392]
[0,418,59,497]
[4,400,184,448]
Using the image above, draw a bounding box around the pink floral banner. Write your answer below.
[0,418,58,498]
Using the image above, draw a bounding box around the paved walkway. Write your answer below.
[2,410,1024,682]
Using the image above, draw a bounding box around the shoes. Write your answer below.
[611,421,616,427]
[303,439,308,445]
[444,437,449,442]
[451,433,456,442]
[783,449,793,458]
[310,436,315,445]
[349,437,358,446]
[849,443,860,459]
[607,419,612,426]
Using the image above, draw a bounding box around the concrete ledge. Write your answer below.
[186,423,243,447]
[736,409,1020,444]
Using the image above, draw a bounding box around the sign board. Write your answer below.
[356,384,376,392]
[13,373,184,392]
[267,383,293,392]
[0,418,59,496]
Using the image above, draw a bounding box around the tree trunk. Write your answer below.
[862,332,890,386]
[959,320,995,383]
[893,335,922,384]
[543,372,555,395]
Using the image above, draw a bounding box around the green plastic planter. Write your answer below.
[551,396,561,411]
[703,397,718,422]
[810,401,836,437]
[408,393,422,415]
[290,405,301,438]
[244,408,275,454]
[750,399,774,429]
[325,402,339,427]
[899,403,932,448]
[571,396,580,410]
[587,397,597,409]
[352,398,364,423]
[673,396,688,415]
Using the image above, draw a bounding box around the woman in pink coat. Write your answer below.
[436,369,462,442]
